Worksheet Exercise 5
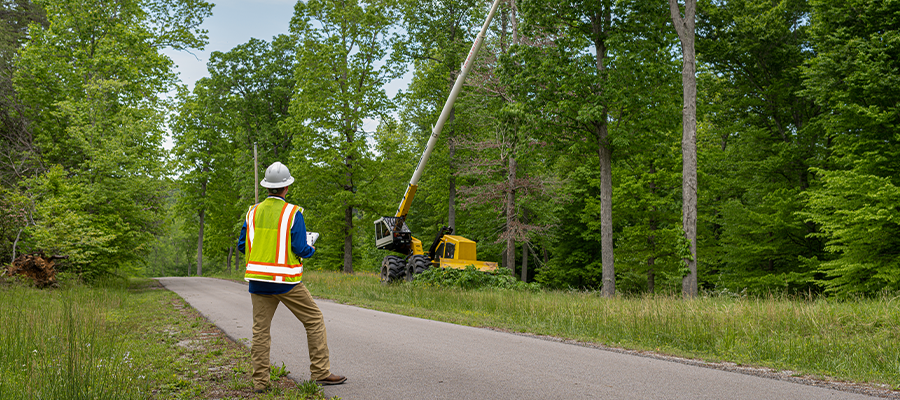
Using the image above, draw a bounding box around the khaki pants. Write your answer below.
[250,283,331,389]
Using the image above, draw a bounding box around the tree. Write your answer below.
[12,0,211,277]
[0,0,46,188]
[499,0,521,275]
[669,0,698,297]
[613,138,684,294]
[0,0,46,263]
[512,0,616,295]
[170,35,298,277]
[455,0,554,279]
[510,0,676,295]
[457,76,551,279]
[800,0,900,296]
[171,84,218,276]
[288,0,403,273]
[397,0,483,232]
[208,35,299,274]
[206,35,298,164]
[696,0,825,295]
[390,1,513,273]
[146,190,196,277]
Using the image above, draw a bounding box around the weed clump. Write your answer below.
[412,265,541,291]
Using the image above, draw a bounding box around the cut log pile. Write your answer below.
[4,252,67,288]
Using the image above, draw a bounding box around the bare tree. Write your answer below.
[456,0,552,276]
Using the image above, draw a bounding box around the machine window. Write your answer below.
[444,243,455,259]
[376,221,389,240]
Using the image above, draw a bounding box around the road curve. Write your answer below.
[157,277,879,400]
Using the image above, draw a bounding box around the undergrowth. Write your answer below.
[411,265,541,291]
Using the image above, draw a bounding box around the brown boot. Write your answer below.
[315,374,347,385]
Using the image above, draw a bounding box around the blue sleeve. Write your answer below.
[237,221,247,254]
[291,211,315,259]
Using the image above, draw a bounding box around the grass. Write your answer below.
[0,277,338,399]
[212,269,900,391]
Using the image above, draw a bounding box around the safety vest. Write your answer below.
[244,197,304,284]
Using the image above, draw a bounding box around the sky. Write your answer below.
[163,0,294,90]
[161,0,411,148]
[162,0,409,96]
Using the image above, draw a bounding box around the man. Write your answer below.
[237,161,346,393]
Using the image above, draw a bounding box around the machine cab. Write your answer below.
[374,216,412,253]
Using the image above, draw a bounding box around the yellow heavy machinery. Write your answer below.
[374,0,502,283]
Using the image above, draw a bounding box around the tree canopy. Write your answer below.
[2,0,898,298]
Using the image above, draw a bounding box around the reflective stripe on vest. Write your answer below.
[244,198,304,284]
[246,205,257,255]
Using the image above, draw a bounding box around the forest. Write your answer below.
[0,0,897,298]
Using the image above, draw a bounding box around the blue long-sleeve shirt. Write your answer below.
[238,195,315,294]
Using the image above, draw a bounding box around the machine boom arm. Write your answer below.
[393,0,504,220]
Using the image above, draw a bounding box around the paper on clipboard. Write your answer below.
[306,232,320,246]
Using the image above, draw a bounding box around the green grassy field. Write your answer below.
[0,278,335,400]
[235,269,899,390]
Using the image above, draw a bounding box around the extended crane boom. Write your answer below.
[374,0,503,282]
[392,0,503,221]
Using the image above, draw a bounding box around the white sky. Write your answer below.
[163,0,297,91]
[161,0,411,148]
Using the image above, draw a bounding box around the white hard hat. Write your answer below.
[260,162,295,188]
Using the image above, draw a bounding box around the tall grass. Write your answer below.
[1,276,342,399]
[0,281,148,399]
[298,271,900,387]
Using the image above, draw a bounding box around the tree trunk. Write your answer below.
[233,232,242,275]
[444,2,463,233]
[196,207,205,277]
[226,245,233,274]
[521,242,529,282]
[11,227,23,264]
[502,2,520,276]
[521,206,532,282]
[343,204,353,273]
[152,244,158,276]
[669,0,698,298]
[448,107,456,231]
[592,7,615,298]
[511,0,518,45]
[500,3,508,53]
[598,125,614,297]
[235,242,242,272]
[648,165,657,293]
[505,156,517,274]
[343,122,355,274]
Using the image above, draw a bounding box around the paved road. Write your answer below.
[157,277,880,400]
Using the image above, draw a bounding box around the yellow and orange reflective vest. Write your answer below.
[244,197,304,284]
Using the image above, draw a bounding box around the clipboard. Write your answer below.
[306,232,320,246]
